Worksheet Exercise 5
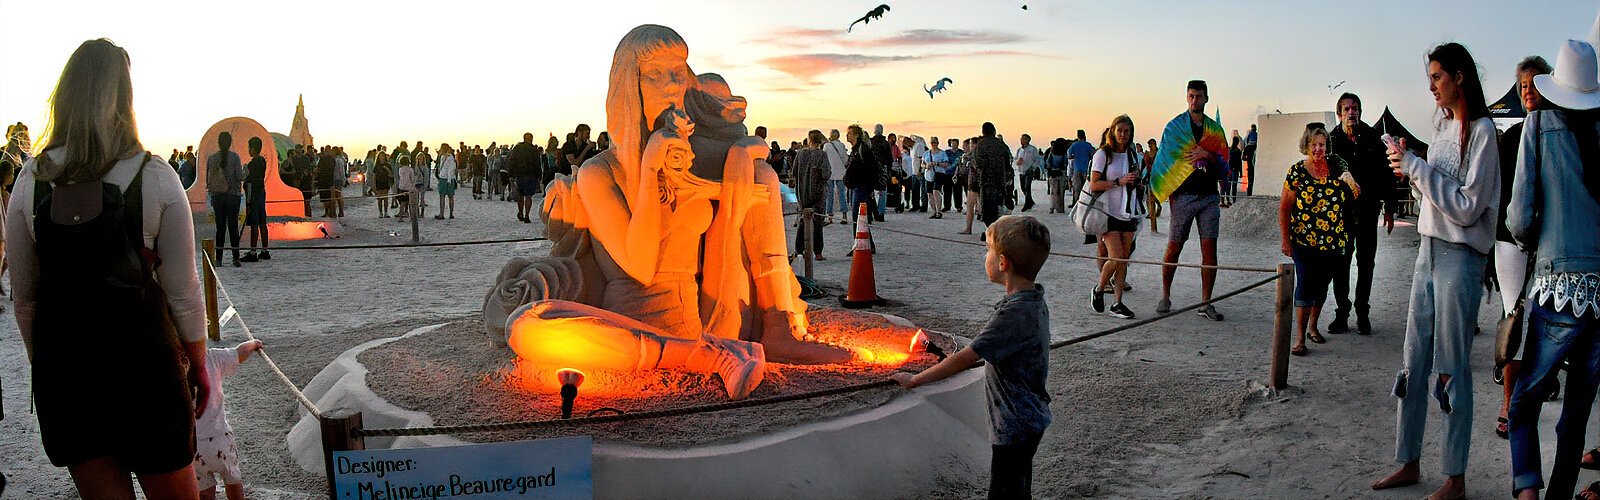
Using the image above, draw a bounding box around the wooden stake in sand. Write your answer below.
[1270,263,1295,390]
[202,238,220,342]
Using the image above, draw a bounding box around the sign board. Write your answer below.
[331,436,592,499]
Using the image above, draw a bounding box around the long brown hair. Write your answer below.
[37,39,142,183]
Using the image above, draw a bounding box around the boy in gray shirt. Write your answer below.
[893,215,1052,499]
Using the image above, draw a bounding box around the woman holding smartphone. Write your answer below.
[1371,42,1500,500]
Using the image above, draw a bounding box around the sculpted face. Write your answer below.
[640,54,692,128]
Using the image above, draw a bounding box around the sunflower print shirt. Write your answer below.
[1286,159,1353,252]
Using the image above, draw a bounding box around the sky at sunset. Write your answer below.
[2,0,1597,154]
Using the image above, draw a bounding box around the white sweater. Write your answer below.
[8,150,208,344]
[1400,116,1500,254]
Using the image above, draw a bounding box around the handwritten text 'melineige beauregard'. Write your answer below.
[353,468,559,499]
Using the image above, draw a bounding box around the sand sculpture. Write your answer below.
[483,25,859,400]
[193,117,304,217]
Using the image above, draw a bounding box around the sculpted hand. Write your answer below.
[644,108,696,175]
[1281,240,1293,258]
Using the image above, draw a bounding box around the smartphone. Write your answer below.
[1381,134,1403,152]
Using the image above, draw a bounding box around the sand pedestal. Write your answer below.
[286,313,988,499]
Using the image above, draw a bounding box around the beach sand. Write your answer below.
[0,185,1576,498]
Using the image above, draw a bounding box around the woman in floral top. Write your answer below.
[1279,123,1359,356]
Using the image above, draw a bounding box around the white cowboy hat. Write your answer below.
[1535,39,1600,111]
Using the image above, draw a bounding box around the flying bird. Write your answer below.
[1328,80,1347,94]
[848,4,891,33]
[924,77,954,99]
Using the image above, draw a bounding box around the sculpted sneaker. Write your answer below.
[688,334,766,400]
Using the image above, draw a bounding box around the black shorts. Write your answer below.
[1106,216,1139,233]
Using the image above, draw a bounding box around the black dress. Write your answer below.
[30,156,194,472]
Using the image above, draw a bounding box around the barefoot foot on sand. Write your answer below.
[1370,464,1419,491]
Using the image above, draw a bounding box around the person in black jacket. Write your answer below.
[509,133,543,223]
[843,124,881,225]
[1327,92,1396,336]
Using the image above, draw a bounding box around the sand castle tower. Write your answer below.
[289,94,313,146]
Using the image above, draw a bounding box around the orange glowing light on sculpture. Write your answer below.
[909,329,928,353]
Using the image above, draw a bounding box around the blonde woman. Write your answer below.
[1087,115,1146,319]
[7,39,208,500]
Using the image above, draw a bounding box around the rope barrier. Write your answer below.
[353,272,1284,438]
[202,255,325,419]
[188,190,408,205]
[850,214,1280,273]
[215,237,547,252]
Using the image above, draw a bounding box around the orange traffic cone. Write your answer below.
[841,202,886,308]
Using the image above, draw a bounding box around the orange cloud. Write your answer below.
[844,29,1029,48]
[760,53,918,81]
[751,28,1028,49]
[759,51,1059,82]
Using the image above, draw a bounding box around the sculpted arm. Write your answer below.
[574,161,663,285]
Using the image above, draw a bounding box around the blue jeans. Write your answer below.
[827,179,848,216]
[1392,237,1485,477]
[850,186,877,222]
[1508,303,1600,498]
[876,190,888,215]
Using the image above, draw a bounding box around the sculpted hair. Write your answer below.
[606,24,690,189]
[37,38,141,183]
[987,215,1051,281]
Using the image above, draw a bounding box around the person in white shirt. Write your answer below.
[825,129,850,221]
[194,340,264,500]
[396,155,416,220]
[434,144,459,220]
[925,136,947,218]
[900,136,925,212]
[1015,134,1043,211]
[1371,42,1500,500]
[1086,116,1146,320]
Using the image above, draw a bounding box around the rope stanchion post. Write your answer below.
[409,191,420,244]
[802,208,814,279]
[1270,263,1295,390]
[320,409,365,498]
[201,238,220,342]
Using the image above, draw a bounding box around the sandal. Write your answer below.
[1308,330,1327,344]
[1582,448,1600,471]
[1496,416,1509,440]
[1291,344,1308,356]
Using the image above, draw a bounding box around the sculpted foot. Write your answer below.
[685,334,766,400]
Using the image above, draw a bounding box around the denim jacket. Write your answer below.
[1507,109,1600,277]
